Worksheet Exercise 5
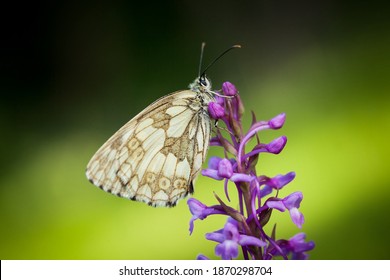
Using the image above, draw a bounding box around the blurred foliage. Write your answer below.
[1,0,389,259]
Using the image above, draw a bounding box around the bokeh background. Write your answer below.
[1,0,389,259]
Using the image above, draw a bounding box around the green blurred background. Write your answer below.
[1,0,389,259]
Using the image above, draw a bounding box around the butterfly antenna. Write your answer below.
[200,44,241,78]
[198,42,206,78]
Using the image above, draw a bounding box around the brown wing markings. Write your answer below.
[87,94,176,192]
[86,90,209,207]
[126,101,196,205]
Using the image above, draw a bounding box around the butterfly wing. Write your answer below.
[86,90,212,207]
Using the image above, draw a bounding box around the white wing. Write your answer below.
[86,90,211,207]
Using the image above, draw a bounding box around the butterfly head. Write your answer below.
[189,75,212,93]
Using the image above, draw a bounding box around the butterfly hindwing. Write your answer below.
[86,89,212,207]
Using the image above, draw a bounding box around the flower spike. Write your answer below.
[188,81,314,260]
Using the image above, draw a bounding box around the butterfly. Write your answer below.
[85,44,240,207]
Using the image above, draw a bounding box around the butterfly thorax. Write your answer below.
[189,76,216,107]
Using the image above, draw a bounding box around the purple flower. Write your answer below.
[287,233,315,259]
[188,81,314,260]
[202,157,253,182]
[259,172,295,199]
[265,233,315,260]
[266,192,304,228]
[206,218,266,260]
[187,198,224,234]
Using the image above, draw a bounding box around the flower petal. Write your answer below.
[289,233,315,253]
[218,158,233,178]
[266,172,296,190]
[206,232,225,243]
[216,240,239,260]
[187,198,206,216]
[260,185,273,198]
[289,207,305,228]
[266,136,287,154]
[223,219,240,242]
[238,235,267,247]
[266,200,287,212]
[268,113,286,129]
[201,169,223,180]
[208,157,222,170]
[230,173,253,182]
[283,191,303,209]
[187,198,224,234]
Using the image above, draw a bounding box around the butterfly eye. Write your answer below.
[199,76,209,87]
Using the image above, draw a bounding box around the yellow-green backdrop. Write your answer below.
[1,1,389,259]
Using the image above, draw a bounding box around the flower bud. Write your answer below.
[266,136,287,154]
[208,102,225,119]
[269,113,286,129]
[222,81,238,96]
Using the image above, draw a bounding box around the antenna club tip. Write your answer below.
[233,44,242,48]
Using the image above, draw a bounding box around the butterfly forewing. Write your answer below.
[86,87,214,207]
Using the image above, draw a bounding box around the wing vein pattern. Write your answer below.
[86,89,213,207]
